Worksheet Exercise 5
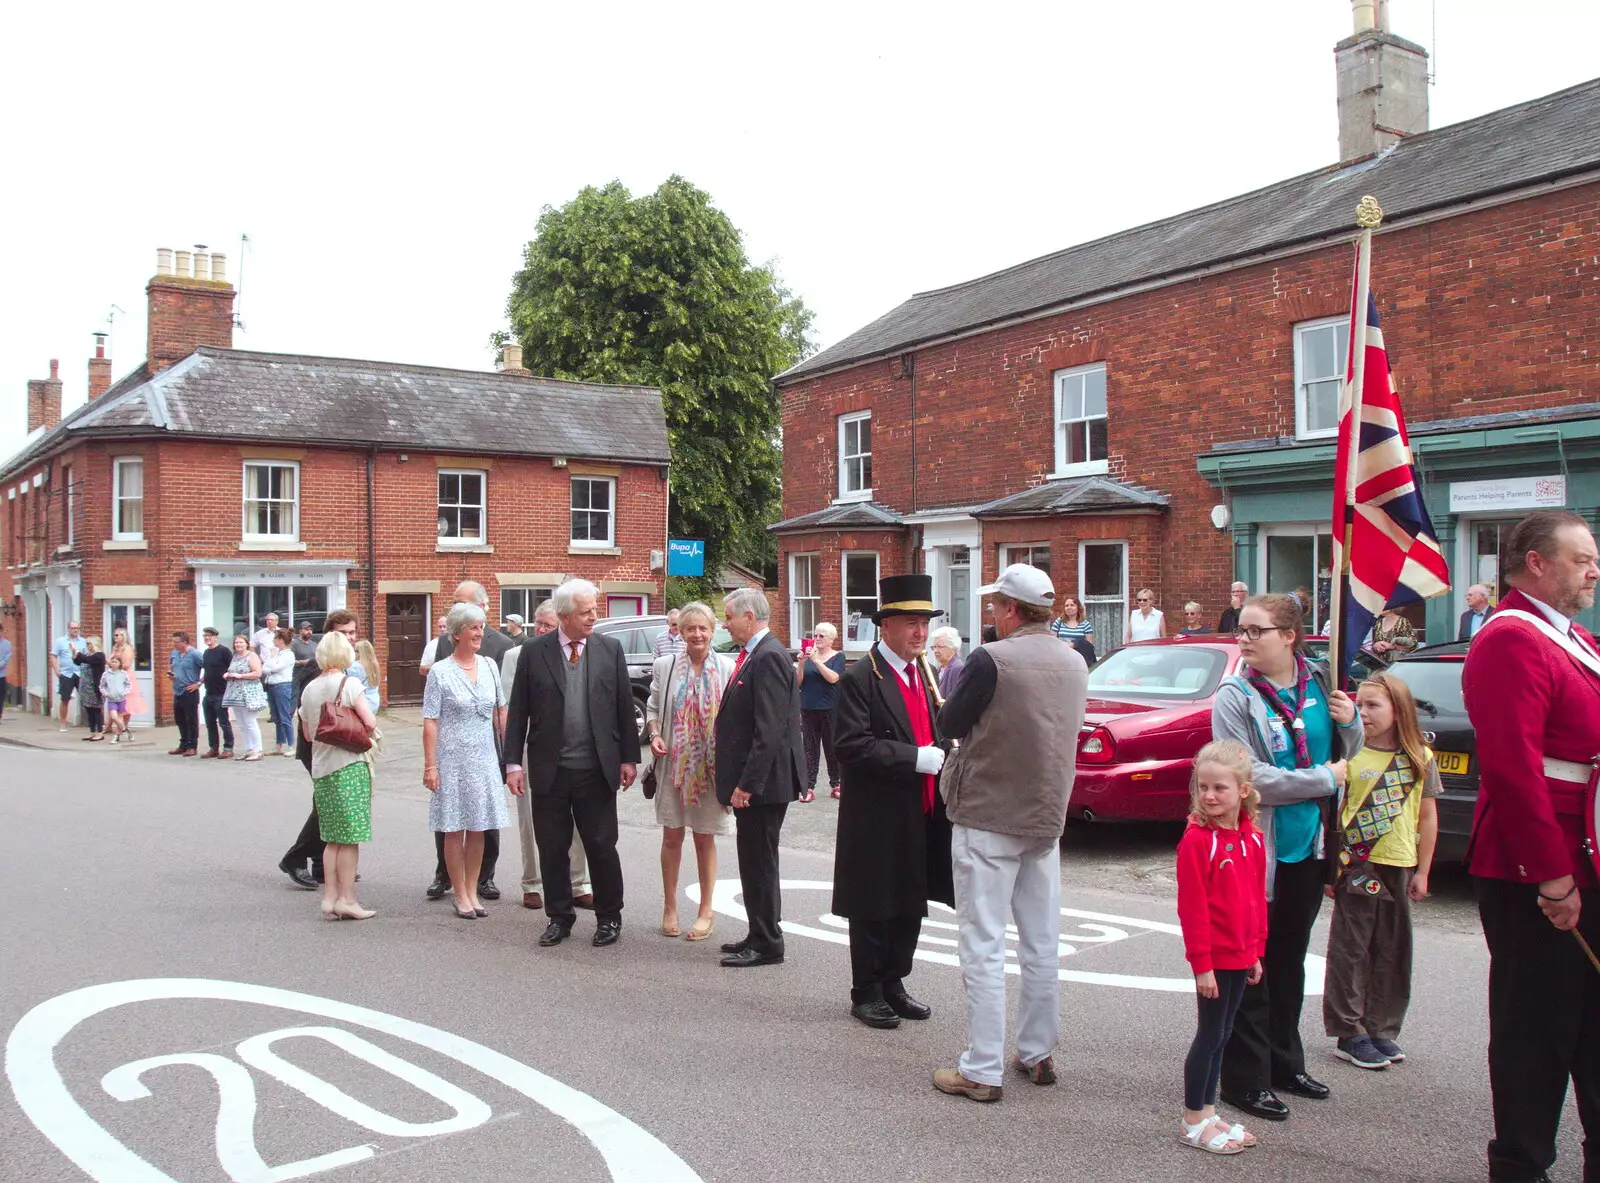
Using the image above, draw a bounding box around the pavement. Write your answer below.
[0,721,1588,1182]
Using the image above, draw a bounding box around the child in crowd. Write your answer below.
[1176,739,1267,1156]
[1323,672,1439,1070]
[100,654,132,744]
[354,640,381,715]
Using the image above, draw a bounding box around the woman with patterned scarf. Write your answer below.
[1209,593,1362,1124]
[645,601,735,942]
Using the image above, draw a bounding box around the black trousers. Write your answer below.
[284,806,325,877]
[204,692,234,752]
[174,690,200,750]
[1187,969,1250,1111]
[735,802,788,955]
[1,675,9,718]
[1221,856,1326,1094]
[801,709,840,791]
[1478,876,1600,1182]
[531,766,622,926]
[849,915,922,1003]
[434,828,499,885]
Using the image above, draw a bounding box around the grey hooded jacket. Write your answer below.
[1211,661,1363,899]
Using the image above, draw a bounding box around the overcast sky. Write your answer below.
[3,0,1597,466]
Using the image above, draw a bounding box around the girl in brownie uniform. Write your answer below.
[1176,739,1268,1156]
[1321,672,1440,1070]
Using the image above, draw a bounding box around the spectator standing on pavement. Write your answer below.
[110,628,147,726]
[1457,583,1494,641]
[0,622,11,721]
[419,616,448,677]
[1461,509,1600,1183]
[1129,590,1166,641]
[167,631,204,756]
[199,628,234,758]
[929,626,965,700]
[1176,740,1266,1156]
[100,655,132,743]
[1367,608,1419,661]
[1050,595,1095,653]
[221,634,266,761]
[654,608,687,658]
[645,601,734,941]
[504,599,592,912]
[290,620,318,712]
[831,575,953,1030]
[1212,593,1360,1124]
[264,629,298,756]
[78,637,108,742]
[50,621,86,732]
[251,613,280,664]
[502,613,528,644]
[1178,602,1210,636]
[298,628,379,921]
[932,564,1087,1102]
[354,639,381,715]
[1218,583,1249,636]
[425,581,514,903]
[714,587,806,968]
[796,621,845,803]
[1322,673,1439,1072]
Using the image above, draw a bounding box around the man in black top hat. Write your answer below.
[831,573,955,1028]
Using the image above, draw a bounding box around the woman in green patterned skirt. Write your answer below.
[297,630,379,919]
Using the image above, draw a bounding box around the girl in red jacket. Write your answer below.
[1177,739,1269,1155]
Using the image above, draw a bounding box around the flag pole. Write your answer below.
[1329,195,1383,690]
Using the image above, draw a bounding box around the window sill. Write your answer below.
[239,540,308,552]
[568,544,622,557]
[1294,430,1339,444]
[833,490,873,505]
[56,544,74,555]
[1048,461,1110,480]
[103,539,148,551]
[436,543,495,554]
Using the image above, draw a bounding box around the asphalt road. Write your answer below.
[0,734,1586,1183]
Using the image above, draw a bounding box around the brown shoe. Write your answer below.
[168,747,186,755]
[932,1068,1002,1102]
[522,891,543,910]
[572,892,596,909]
[200,749,221,759]
[1013,1054,1057,1085]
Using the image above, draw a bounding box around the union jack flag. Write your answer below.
[1330,263,1451,681]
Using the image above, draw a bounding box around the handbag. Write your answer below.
[640,654,676,800]
[314,673,372,753]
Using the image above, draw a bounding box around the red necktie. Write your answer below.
[733,648,748,676]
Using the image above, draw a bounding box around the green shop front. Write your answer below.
[1198,409,1600,642]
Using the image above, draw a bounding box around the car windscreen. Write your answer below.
[1086,646,1230,699]
[1382,661,1466,718]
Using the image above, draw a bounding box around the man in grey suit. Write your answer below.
[504,578,640,948]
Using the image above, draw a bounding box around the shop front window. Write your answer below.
[1263,530,1334,632]
[1468,520,1523,602]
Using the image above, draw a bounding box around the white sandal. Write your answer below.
[1179,1117,1245,1155]
[1220,1119,1257,1148]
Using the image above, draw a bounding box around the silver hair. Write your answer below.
[446,602,487,638]
[552,578,600,616]
[533,599,559,623]
[723,587,770,622]
[929,626,961,649]
[453,580,490,608]
[814,621,838,641]
[1184,601,1202,613]
[1468,583,1491,597]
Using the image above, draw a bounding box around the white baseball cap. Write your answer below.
[977,563,1056,607]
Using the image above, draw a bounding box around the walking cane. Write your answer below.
[1576,931,1600,978]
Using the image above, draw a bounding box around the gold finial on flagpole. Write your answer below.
[1356,195,1384,229]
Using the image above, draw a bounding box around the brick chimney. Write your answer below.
[88,332,112,400]
[26,359,63,433]
[146,244,235,373]
[1335,0,1428,162]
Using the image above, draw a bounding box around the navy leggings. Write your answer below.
[1185,968,1249,1111]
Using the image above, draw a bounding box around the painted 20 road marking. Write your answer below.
[6,978,704,1183]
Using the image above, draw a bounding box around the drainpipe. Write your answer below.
[365,448,377,645]
[908,353,919,514]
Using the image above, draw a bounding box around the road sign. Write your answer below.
[667,540,705,577]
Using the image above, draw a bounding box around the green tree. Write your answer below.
[496,176,815,601]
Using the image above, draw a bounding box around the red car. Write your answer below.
[1070,636,1376,824]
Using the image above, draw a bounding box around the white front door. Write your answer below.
[105,603,155,726]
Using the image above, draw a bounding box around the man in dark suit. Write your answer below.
[1464,510,1600,1183]
[504,578,639,948]
[716,587,806,967]
[426,580,515,902]
[832,574,954,1028]
[1458,583,1494,641]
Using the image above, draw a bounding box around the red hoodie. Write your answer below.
[1176,816,1269,974]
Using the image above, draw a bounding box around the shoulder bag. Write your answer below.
[640,654,676,800]
[314,674,372,753]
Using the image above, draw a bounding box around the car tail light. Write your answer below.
[1078,726,1117,765]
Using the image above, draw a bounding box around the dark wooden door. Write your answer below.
[386,595,427,703]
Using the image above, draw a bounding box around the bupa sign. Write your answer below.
[667,540,705,577]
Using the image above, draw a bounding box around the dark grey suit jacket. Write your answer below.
[714,631,806,807]
[502,629,641,795]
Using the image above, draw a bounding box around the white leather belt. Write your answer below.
[1543,756,1594,784]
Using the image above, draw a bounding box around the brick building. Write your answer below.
[1,248,670,723]
[771,15,1600,655]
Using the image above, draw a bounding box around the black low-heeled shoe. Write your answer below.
[454,907,477,920]
[473,908,487,918]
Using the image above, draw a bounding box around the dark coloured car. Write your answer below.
[592,615,668,737]
[1379,641,1474,863]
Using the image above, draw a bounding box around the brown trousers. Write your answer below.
[1322,861,1414,1041]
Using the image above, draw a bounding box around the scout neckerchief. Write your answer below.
[1337,750,1420,894]
[1245,655,1313,768]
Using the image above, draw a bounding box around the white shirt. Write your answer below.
[419,637,441,671]
[251,627,278,662]
[1128,608,1164,642]
[875,640,920,689]
[1520,592,1599,659]
[740,626,770,658]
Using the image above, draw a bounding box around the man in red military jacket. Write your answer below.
[1463,508,1600,1183]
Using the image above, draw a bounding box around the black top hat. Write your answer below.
[872,574,944,623]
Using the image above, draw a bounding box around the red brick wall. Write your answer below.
[773,527,913,646]
[777,180,1600,626]
[146,277,235,372]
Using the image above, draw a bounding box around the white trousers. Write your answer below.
[231,707,262,754]
[515,782,589,894]
[952,823,1062,1086]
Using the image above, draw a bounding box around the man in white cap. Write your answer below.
[931,563,1088,1103]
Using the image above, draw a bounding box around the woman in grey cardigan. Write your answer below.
[644,601,735,942]
[1211,593,1361,1124]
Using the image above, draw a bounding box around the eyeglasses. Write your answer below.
[1137,597,1152,603]
[1232,626,1290,641]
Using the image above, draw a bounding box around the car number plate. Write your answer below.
[1435,751,1470,776]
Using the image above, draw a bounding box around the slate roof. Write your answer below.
[971,476,1170,519]
[768,500,905,534]
[779,76,1600,383]
[1,348,670,478]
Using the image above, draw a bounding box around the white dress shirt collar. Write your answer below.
[742,626,770,654]
[876,641,912,682]
[1521,592,1573,636]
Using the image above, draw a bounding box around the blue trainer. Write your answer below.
[1370,1038,1405,1063]
[1334,1036,1390,1070]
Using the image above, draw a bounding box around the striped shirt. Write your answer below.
[1051,619,1094,644]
